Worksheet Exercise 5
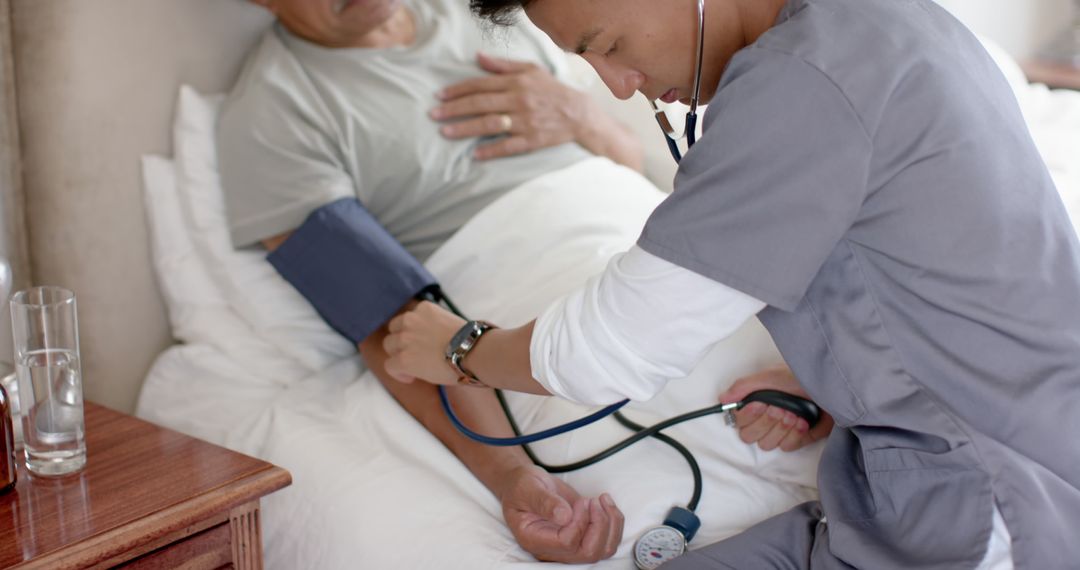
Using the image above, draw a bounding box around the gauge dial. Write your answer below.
[633,525,687,569]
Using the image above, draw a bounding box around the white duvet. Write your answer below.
[137,157,822,569]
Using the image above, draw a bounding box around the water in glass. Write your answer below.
[16,347,85,476]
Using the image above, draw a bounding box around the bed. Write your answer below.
[2,1,1079,568]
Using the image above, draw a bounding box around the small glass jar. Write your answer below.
[0,382,17,494]
[0,368,20,451]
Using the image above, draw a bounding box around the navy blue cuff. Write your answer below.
[267,198,438,344]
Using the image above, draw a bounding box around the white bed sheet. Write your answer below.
[137,157,822,569]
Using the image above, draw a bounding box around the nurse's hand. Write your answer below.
[383,301,465,386]
[719,365,834,452]
[499,465,623,563]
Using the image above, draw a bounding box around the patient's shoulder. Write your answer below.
[223,27,315,117]
[218,25,339,155]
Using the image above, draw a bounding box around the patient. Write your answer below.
[220,0,641,563]
[220,0,827,563]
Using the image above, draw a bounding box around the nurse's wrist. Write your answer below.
[447,320,496,386]
[463,324,551,396]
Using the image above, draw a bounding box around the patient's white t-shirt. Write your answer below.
[217,0,590,260]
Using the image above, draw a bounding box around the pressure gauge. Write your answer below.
[633,524,687,569]
[633,506,700,570]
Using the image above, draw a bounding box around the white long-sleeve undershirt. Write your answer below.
[529,245,766,405]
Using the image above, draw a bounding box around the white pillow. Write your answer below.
[171,86,354,372]
[140,155,319,388]
[140,155,232,344]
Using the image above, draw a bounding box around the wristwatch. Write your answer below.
[445,320,494,387]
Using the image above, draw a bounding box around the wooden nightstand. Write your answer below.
[0,402,291,569]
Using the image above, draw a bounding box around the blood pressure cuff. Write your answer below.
[266,198,438,345]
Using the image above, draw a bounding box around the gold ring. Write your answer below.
[498,113,513,134]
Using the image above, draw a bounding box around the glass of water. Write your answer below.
[10,286,86,477]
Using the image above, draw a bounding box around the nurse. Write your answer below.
[383,0,1080,567]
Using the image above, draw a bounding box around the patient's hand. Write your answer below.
[498,465,623,563]
[720,366,834,452]
[431,53,588,160]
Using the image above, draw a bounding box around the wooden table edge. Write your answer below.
[10,464,291,570]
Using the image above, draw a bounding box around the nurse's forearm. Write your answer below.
[462,321,552,396]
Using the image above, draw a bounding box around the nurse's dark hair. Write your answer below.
[470,0,533,26]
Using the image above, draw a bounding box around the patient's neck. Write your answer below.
[353,6,416,49]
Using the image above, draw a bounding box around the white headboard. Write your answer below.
[5,0,273,412]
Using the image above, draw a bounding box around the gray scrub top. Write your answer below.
[639,0,1080,567]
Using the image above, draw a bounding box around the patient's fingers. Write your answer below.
[476,52,538,75]
[577,499,609,560]
[555,498,589,550]
[600,494,624,559]
[433,91,515,123]
[439,113,518,141]
[437,73,515,102]
[527,484,572,526]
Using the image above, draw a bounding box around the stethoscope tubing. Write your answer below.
[443,383,706,510]
[438,386,629,446]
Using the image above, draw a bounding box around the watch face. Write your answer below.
[447,323,475,358]
[633,526,686,569]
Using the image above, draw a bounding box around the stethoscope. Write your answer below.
[651,0,706,164]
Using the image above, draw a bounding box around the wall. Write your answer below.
[0,0,29,368]
[936,0,1074,59]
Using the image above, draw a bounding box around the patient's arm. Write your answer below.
[263,232,622,563]
[433,53,644,171]
[362,315,622,563]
